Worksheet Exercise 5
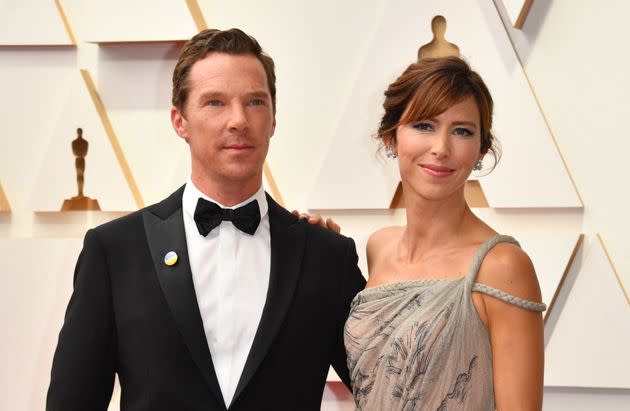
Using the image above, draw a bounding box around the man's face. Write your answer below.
[171,52,275,195]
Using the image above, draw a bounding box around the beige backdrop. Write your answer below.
[0,1,629,410]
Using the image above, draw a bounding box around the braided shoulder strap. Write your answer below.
[472,283,546,312]
[466,234,546,312]
[465,234,520,283]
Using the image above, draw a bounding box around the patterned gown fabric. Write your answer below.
[344,235,546,411]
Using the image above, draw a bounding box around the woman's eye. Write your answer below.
[413,122,433,131]
[452,127,474,136]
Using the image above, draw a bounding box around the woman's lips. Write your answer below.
[419,163,455,177]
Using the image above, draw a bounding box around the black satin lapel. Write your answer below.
[142,207,225,405]
[232,197,306,403]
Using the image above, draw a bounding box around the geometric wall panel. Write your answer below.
[321,382,354,411]
[545,235,630,388]
[107,378,121,411]
[263,163,285,206]
[517,233,583,320]
[30,70,137,211]
[61,0,199,43]
[308,0,581,209]
[500,0,533,29]
[0,0,74,45]
[94,43,185,206]
[464,180,490,208]
[543,388,630,411]
[80,69,143,208]
[0,238,82,411]
[184,0,208,32]
[0,48,77,214]
[0,181,10,212]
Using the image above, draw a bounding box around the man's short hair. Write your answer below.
[172,28,277,114]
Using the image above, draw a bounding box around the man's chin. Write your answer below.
[219,166,264,185]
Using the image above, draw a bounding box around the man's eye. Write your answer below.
[208,100,222,107]
[250,99,265,106]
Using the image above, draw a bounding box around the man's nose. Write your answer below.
[227,104,248,131]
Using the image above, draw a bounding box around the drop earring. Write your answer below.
[386,145,398,159]
[474,159,483,171]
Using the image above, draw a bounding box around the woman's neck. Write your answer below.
[399,188,474,263]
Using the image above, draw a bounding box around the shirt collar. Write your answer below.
[182,177,269,221]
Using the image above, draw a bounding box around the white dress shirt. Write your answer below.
[182,179,270,407]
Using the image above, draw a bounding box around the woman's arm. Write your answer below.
[476,244,545,411]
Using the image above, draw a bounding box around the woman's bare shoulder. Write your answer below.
[367,226,402,254]
[477,241,542,303]
[365,226,402,278]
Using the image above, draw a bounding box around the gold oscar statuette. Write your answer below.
[417,15,460,61]
[61,128,101,211]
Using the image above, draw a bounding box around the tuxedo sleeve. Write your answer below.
[47,228,117,411]
[330,236,366,390]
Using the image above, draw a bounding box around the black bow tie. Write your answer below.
[194,198,261,236]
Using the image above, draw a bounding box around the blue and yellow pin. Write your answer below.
[164,251,178,266]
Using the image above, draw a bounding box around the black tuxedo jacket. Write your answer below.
[47,186,365,410]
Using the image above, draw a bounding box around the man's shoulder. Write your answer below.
[301,219,352,245]
[296,217,355,256]
[91,208,144,237]
[91,186,185,238]
[267,196,352,249]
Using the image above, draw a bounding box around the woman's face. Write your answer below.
[394,95,482,203]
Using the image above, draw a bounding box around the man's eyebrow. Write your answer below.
[198,91,225,100]
[247,91,271,99]
[197,90,270,100]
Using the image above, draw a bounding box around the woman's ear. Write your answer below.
[383,132,398,158]
[385,132,396,148]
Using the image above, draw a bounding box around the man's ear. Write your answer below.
[270,117,276,138]
[170,106,188,141]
